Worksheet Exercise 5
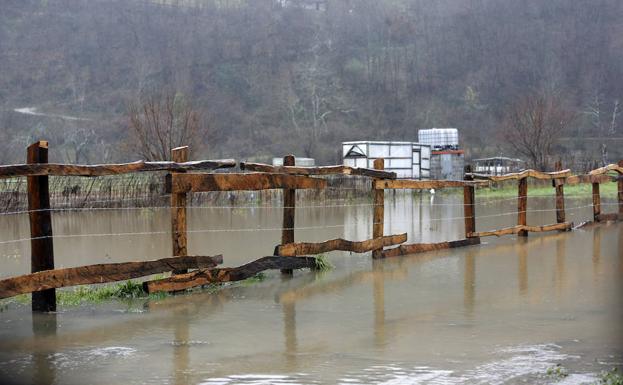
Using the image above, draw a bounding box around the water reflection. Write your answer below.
[282,301,297,370]
[555,235,567,296]
[463,249,476,316]
[173,309,190,385]
[0,196,621,384]
[32,312,57,385]
[372,260,385,349]
[518,238,528,297]
[593,227,601,281]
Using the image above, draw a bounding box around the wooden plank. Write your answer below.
[517,178,528,237]
[144,256,317,293]
[589,163,623,175]
[468,222,573,237]
[169,173,326,193]
[0,159,236,179]
[275,233,408,257]
[381,238,481,258]
[564,174,615,185]
[0,255,223,299]
[463,165,476,238]
[554,161,566,224]
[374,179,483,190]
[171,146,189,274]
[372,159,385,259]
[592,182,601,222]
[281,155,296,275]
[240,162,397,179]
[470,169,572,181]
[27,141,56,312]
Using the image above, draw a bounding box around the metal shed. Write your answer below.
[342,141,431,179]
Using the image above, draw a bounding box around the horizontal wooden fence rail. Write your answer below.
[166,172,327,193]
[564,174,617,185]
[589,163,623,175]
[382,238,481,258]
[0,255,223,299]
[240,162,397,179]
[468,223,573,238]
[0,159,236,178]
[144,256,318,294]
[275,234,408,257]
[469,169,572,181]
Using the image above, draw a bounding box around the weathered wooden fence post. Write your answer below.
[281,154,296,274]
[517,177,528,236]
[553,161,566,225]
[618,160,623,217]
[27,140,56,312]
[592,181,601,222]
[171,146,189,274]
[463,165,476,238]
[372,158,385,259]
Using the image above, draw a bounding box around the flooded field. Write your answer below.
[0,192,622,384]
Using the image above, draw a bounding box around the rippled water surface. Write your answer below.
[0,193,621,384]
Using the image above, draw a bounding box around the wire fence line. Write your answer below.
[0,202,616,247]
[3,169,619,213]
[1,189,621,217]
[0,169,620,249]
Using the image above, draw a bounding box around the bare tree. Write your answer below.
[504,94,575,170]
[127,91,200,161]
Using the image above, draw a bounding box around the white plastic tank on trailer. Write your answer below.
[417,128,459,150]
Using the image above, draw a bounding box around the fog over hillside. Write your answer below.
[1,0,622,167]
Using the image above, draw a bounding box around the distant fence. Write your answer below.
[0,140,621,313]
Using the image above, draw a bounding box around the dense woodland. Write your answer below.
[1,0,622,169]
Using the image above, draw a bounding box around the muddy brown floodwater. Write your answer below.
[0,192,621,385]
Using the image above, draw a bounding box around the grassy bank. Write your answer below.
[475,182,619,199]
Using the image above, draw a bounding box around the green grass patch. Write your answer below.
[57,280,147,306]
[0,279,172,309]
[475,182,619,200]
[545,364,569,380]
[314,254,333,271]
[597,368,623,385]
[239,272,267,286]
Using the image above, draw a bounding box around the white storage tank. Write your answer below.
[418,128,459,151]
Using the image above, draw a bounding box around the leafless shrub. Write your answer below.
[504,94,576,170]
[128,91,201,161]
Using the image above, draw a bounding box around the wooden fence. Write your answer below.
[0,140,622,313]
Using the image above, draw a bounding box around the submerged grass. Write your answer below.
[1,257,336,308]
[545,364,569,380]
[57,280,148,306]
[314,254,333,271]
[0,269,304,308]
[597,368,623,385]
[0,278,167,309]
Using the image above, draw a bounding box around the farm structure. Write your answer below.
[342,141,431,179]
[0,140,622,315]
